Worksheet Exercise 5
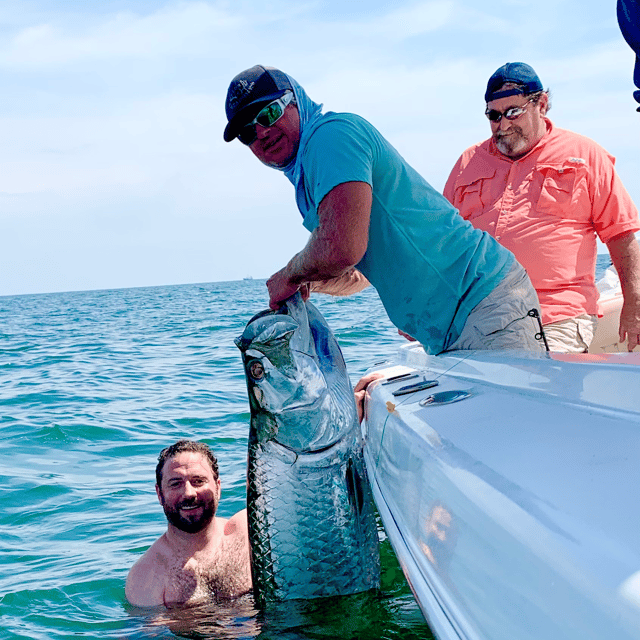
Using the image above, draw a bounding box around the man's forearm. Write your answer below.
[608,232,640,299]
[607,231,640,349]
[283,230,357,286]
[267,181,372,309]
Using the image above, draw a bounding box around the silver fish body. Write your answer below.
[235,293,380,605]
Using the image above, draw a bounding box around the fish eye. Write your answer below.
[248,360,265,381]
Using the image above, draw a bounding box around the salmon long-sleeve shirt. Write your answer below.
[444,119,640,324]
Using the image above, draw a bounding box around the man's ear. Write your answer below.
[539,92,549,116]
[156,484,163,504]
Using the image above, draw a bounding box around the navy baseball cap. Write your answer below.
[485,62,544,102]
[223,65,293,142]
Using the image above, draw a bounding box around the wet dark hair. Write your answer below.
[155,440,219,488]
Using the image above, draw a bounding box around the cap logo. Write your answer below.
[228,79,256,111]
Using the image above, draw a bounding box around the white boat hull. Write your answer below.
[363,345,640,640]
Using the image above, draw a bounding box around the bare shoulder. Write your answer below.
[125,536,171,607]
[223,509,249,538]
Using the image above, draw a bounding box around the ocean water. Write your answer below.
[0,256,612,640]
[0,279,432,640]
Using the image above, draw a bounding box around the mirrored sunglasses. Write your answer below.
[485,98,534,123]
[238,92,294,145]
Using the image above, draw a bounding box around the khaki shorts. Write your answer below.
[543,315,598,353]
[446,261,546,352]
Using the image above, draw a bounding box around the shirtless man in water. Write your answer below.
[125,440,252,607]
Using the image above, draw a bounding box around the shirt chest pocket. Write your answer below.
[454,167,497,221]
[535,163,589,220]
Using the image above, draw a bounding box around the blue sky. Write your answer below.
[1,0,638,296]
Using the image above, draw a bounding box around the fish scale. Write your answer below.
[236,293,380,606]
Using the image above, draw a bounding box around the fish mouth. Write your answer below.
[246,308,276,325]
[235,308,298,353]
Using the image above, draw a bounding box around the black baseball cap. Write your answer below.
[485,62,544,102]
[223,65,293,142]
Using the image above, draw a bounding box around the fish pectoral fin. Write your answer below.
[345,458,365,516]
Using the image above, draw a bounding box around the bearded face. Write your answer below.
[157,452,221,534]
[488,92,548,160]
[160,489,218,534]
[494,125,532,158]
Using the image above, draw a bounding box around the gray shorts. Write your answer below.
[446,261,546,352]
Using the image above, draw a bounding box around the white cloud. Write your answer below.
[0,2,240,68]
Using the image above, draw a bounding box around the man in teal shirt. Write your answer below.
[223,65,545,354]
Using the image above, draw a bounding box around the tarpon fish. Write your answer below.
[235,293,380,606]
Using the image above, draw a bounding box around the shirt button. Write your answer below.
[496,235,501,240]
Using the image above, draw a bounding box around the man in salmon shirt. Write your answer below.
[444,62,640,353]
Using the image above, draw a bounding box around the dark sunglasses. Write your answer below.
[485,98,534,123]
[238,92,294,145]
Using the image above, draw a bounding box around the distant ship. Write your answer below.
[243,276,254,281]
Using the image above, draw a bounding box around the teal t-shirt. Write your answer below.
[295,112,514,354]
